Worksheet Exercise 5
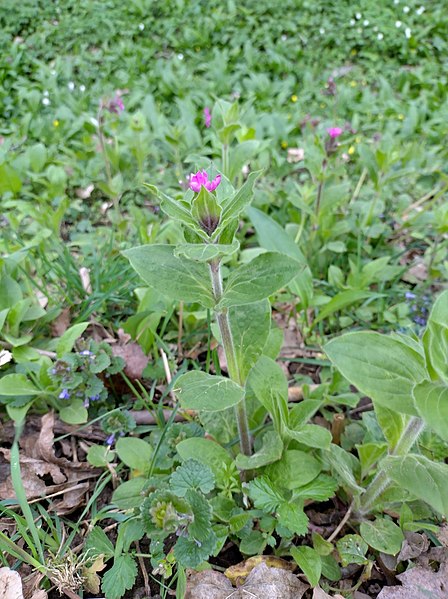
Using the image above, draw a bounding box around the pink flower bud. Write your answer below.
[327,127,343,138]
[189,170,221,193]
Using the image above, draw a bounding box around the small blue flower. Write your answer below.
[79,350,93,357]
[59,388,70,400]
[106,433,116,446]
[405,291,416,300]
[90,394,101,402]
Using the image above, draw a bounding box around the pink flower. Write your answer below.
[204,107,212,128]
[327,127,343,138]
[106,93,125,114]
[189,170,221,193]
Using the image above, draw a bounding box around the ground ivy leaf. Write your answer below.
[170,459,215,497]
[174,531,217,568]
[336,534,369,566]
[187,489,213,541]
[101,555,137,599]
[277,501,309,536]
[247,476,285,512]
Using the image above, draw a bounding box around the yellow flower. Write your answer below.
[350,49,357,56]
[350,80,357,87]
[53,119,60,127]
[281,141,288,149]
[355,136,361,144]
[398,114,404,120]
[291,94,298,103]
[348,146,355,155]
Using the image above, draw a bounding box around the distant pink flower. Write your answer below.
[106,93,125,114]
[189,170,221,193]
[204,107,212,128]
[327,127,343,138]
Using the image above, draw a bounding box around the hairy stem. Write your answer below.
[209,260,252,456]
[359,416,425,516]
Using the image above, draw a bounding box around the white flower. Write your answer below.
[177,53,184,60]
[403,5,410,13]
[405,27,412,38]
[395,20,402,27]
[373,25,378,31]
[90,117,99,127]
[43,90,49,96]
[363,19,369,26]
[281,34,287,41]
[50,69,57,76]
[377,32,384,40]
[319,27,325,34]
[355,12,362,19]
[350,19,356,25]
[394,0,399,4]
[416,5,425,14]
[79,84,86,92]
[42,97,50,106]
[68,81,75,91]
[139,23,145,30]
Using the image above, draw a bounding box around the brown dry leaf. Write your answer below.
[75,184,94,199]
[397,532,430,562]
[79,267,92,294]
[51,307,71,337]
[313,587,345,599]
[437,523,448,547]
[377,554,448,599]
[29,592,47,599]
[287,147,305,163]
[0,413,100,514]
[225,555,295,585]
[186,562,308,599]
[82,555,106,594]
[111,331,149,380]
[0,567,23,599]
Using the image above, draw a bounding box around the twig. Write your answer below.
[135,541,151,597]
[326,501,354,543]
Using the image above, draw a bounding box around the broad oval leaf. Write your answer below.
[360,518,404,556]
[235,430,283,470]
[116,437,153,473]
[175,371,244,411]
[413,381,448,441]
[176,437,233,488]
[218,252,302,309]
[174,239,239,262]
[325,332,427,415]
[123,244,214,307]
[247,355,288,433]
[0,373,41,396]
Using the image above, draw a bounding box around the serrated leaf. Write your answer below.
[277,502,309,536]
[360,518,404,555]
[218,252,302,308]
[247,476,285,512]
[123,245,214,307]
[290,546,321,587]
[170,459,215,496]
[325,332,426,415]
[176,437,233,488]
[175,371,244,411]
[101,555,137,599]
[174,530,217,568]
[293,474,338,502]
[186,489,213,540]
[235,430,283,470]
[336,534,369,566]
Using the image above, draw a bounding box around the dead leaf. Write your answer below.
[29,592,47,599]
[0,567,23,599]
[313,587,345,599]
[377,554,448,599]
[186,562,308,599]
[0,350,12,366]
[82,555,106,594]
[51,307,71,337]
[111,331,149,380]
[0,413,100,514]
[225,555,295,585]
[437,524,448,547]
[287,147,305,163]
[79,267,92,294]
[397,532,430,562]
[75,184,94,199]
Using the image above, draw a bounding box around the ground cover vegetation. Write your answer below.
[0,1,448,598]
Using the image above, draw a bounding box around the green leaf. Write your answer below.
[191,185,222,236]
[174,531,216,568]
[247,207,306,264]
[28,143,47,172]
[413,381,448,441]
[247,476,285,512]
[336,534,369,566]
[0,163,22,194]
[290,546,321,587]
[217,170,262,232]
[56,322,89,357]
[247,355,288,434]
[293,475,338,502]
[101,555,137,599]
[176,437,233,488]
[186,489,213,541]
[235,430,283,469]
[144,184,205,236]
[112,477,147,509]
[356,442,388,479]
[175,371,244,411]
[312,533,334,556]
[115,437,153,473]
[265,450,321,490]
[174,239,239,262]
[314,290,381,325]
[229,299,271,381]
[423,290,448,382]
[286,424,332,450]
[170,459,215,496]
[0,276,22,310]
[87,444,115,467]
[59,400,88,424]
[324,444,364,493]
[277,502,309,536]
[239,530,267,555]
[375,406,407,449]
[383,455,448,516]
[85,526,115,559]
[218,252,302,309]
[320,555,342,581]
[325,332,427,415]
[0,374,41,396]
[360,518,404,555]
[123,245,214,308]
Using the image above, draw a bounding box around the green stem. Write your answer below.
[209,260,252,456]
[358,416,424,516]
